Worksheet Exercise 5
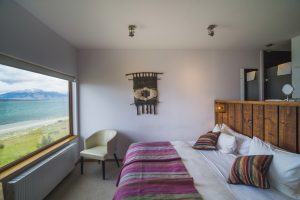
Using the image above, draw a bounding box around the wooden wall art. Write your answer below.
[126,72,163,115]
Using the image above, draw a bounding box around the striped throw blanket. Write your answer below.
[114,142,202,200]
[123,141,181,166]
[117,159,190,186]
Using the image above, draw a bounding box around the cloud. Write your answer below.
[0,64,68,94]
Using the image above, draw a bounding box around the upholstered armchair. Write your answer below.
[80,129,119,180]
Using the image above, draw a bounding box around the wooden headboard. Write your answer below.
[215,100,300,154]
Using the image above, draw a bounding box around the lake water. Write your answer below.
[0,99,69,125]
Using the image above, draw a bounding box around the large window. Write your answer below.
[0,64,72,169]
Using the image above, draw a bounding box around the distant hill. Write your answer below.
[0,89,67,100]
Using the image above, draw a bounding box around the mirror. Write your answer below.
[282,84,294,101]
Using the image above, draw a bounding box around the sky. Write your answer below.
[0,64,68,94]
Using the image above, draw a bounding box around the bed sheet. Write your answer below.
[171,141,293,200]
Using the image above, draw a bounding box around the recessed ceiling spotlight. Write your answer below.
[128,25,136,37]
[207,24,217,37]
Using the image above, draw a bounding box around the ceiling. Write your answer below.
[14,0,300,50]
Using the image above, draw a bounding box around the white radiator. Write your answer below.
[6,142,77,200]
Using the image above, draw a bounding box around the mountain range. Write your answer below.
[0,89,67,100]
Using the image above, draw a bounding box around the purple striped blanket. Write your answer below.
[117,159,190,186]
[123,141,181,166]
[114,178,202,200]
[114,142,202,200]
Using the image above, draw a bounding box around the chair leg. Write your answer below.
[102,160,105,180]
[80,157,84,175]
[114,153,120,168]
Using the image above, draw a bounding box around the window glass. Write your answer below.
[0,64,70,168]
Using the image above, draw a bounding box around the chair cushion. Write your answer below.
[80,146,107,160]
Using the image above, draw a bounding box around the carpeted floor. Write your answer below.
[45,161,120,200]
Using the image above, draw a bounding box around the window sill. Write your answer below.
[0,135,77,180]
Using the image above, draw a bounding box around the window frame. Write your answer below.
[0,65,74,173]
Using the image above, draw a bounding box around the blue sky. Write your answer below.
[0,64,68,94]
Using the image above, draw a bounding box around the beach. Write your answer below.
[0,117,68,136]
[0,117,70,167]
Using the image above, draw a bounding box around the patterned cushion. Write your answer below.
[228,155,273,189]
[193,131,220,150]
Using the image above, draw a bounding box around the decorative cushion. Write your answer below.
[217,133,237,154]
[228,155,273,189]
[193,131,220,150]
[249,137,300,199]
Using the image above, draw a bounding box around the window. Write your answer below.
[0,63,72,169]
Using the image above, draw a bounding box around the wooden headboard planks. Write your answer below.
[253,105,264,140]
[279,106,297,152]
[264,105,278,146]
[215,100,300,154]
[234,104,243,133]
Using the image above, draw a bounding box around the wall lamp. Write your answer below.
[215,103,226,113]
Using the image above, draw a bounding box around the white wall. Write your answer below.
[292,35,300,98]
[0,0,76,76]
[78,50,259,157]
[0,0,79,163]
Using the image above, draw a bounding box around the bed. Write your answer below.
[113,100,300,200]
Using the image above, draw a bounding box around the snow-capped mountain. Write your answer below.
[0,89,67,100]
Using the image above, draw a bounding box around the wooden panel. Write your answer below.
[278,106,297,152]
[222,104,229,125]
[227,104,235,128]
[253,105,264,140]
[243,104,253,137]
[215,100,300,106]
[214,100,299,154]
[234,104,243,133]
[264,105,278,146]
[215,112,223,124]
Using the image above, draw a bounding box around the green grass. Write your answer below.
[0,120,69,168]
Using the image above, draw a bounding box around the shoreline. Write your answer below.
[0,117,68,135]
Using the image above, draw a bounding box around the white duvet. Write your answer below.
[171,141,294,200]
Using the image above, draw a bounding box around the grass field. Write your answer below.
[0,119,69,168]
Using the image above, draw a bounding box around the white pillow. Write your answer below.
[217,133,237,154]
[270,149,300,199]
[221,124,252,155]
[249,137,300,199]
[212,124,222,133]
[249,136,272,155]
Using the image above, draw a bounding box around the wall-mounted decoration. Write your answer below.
[246,71,256,81]
[128,25,136,37]
[126,72,163,115]
[277,62,291,76]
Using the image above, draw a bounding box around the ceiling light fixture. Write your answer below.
[207,24,217,37]
[128,25,136,37]
[265,43,274,47]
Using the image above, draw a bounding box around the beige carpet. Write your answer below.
[45,161,120,200]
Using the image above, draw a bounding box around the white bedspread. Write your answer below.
[171,141,294,200]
